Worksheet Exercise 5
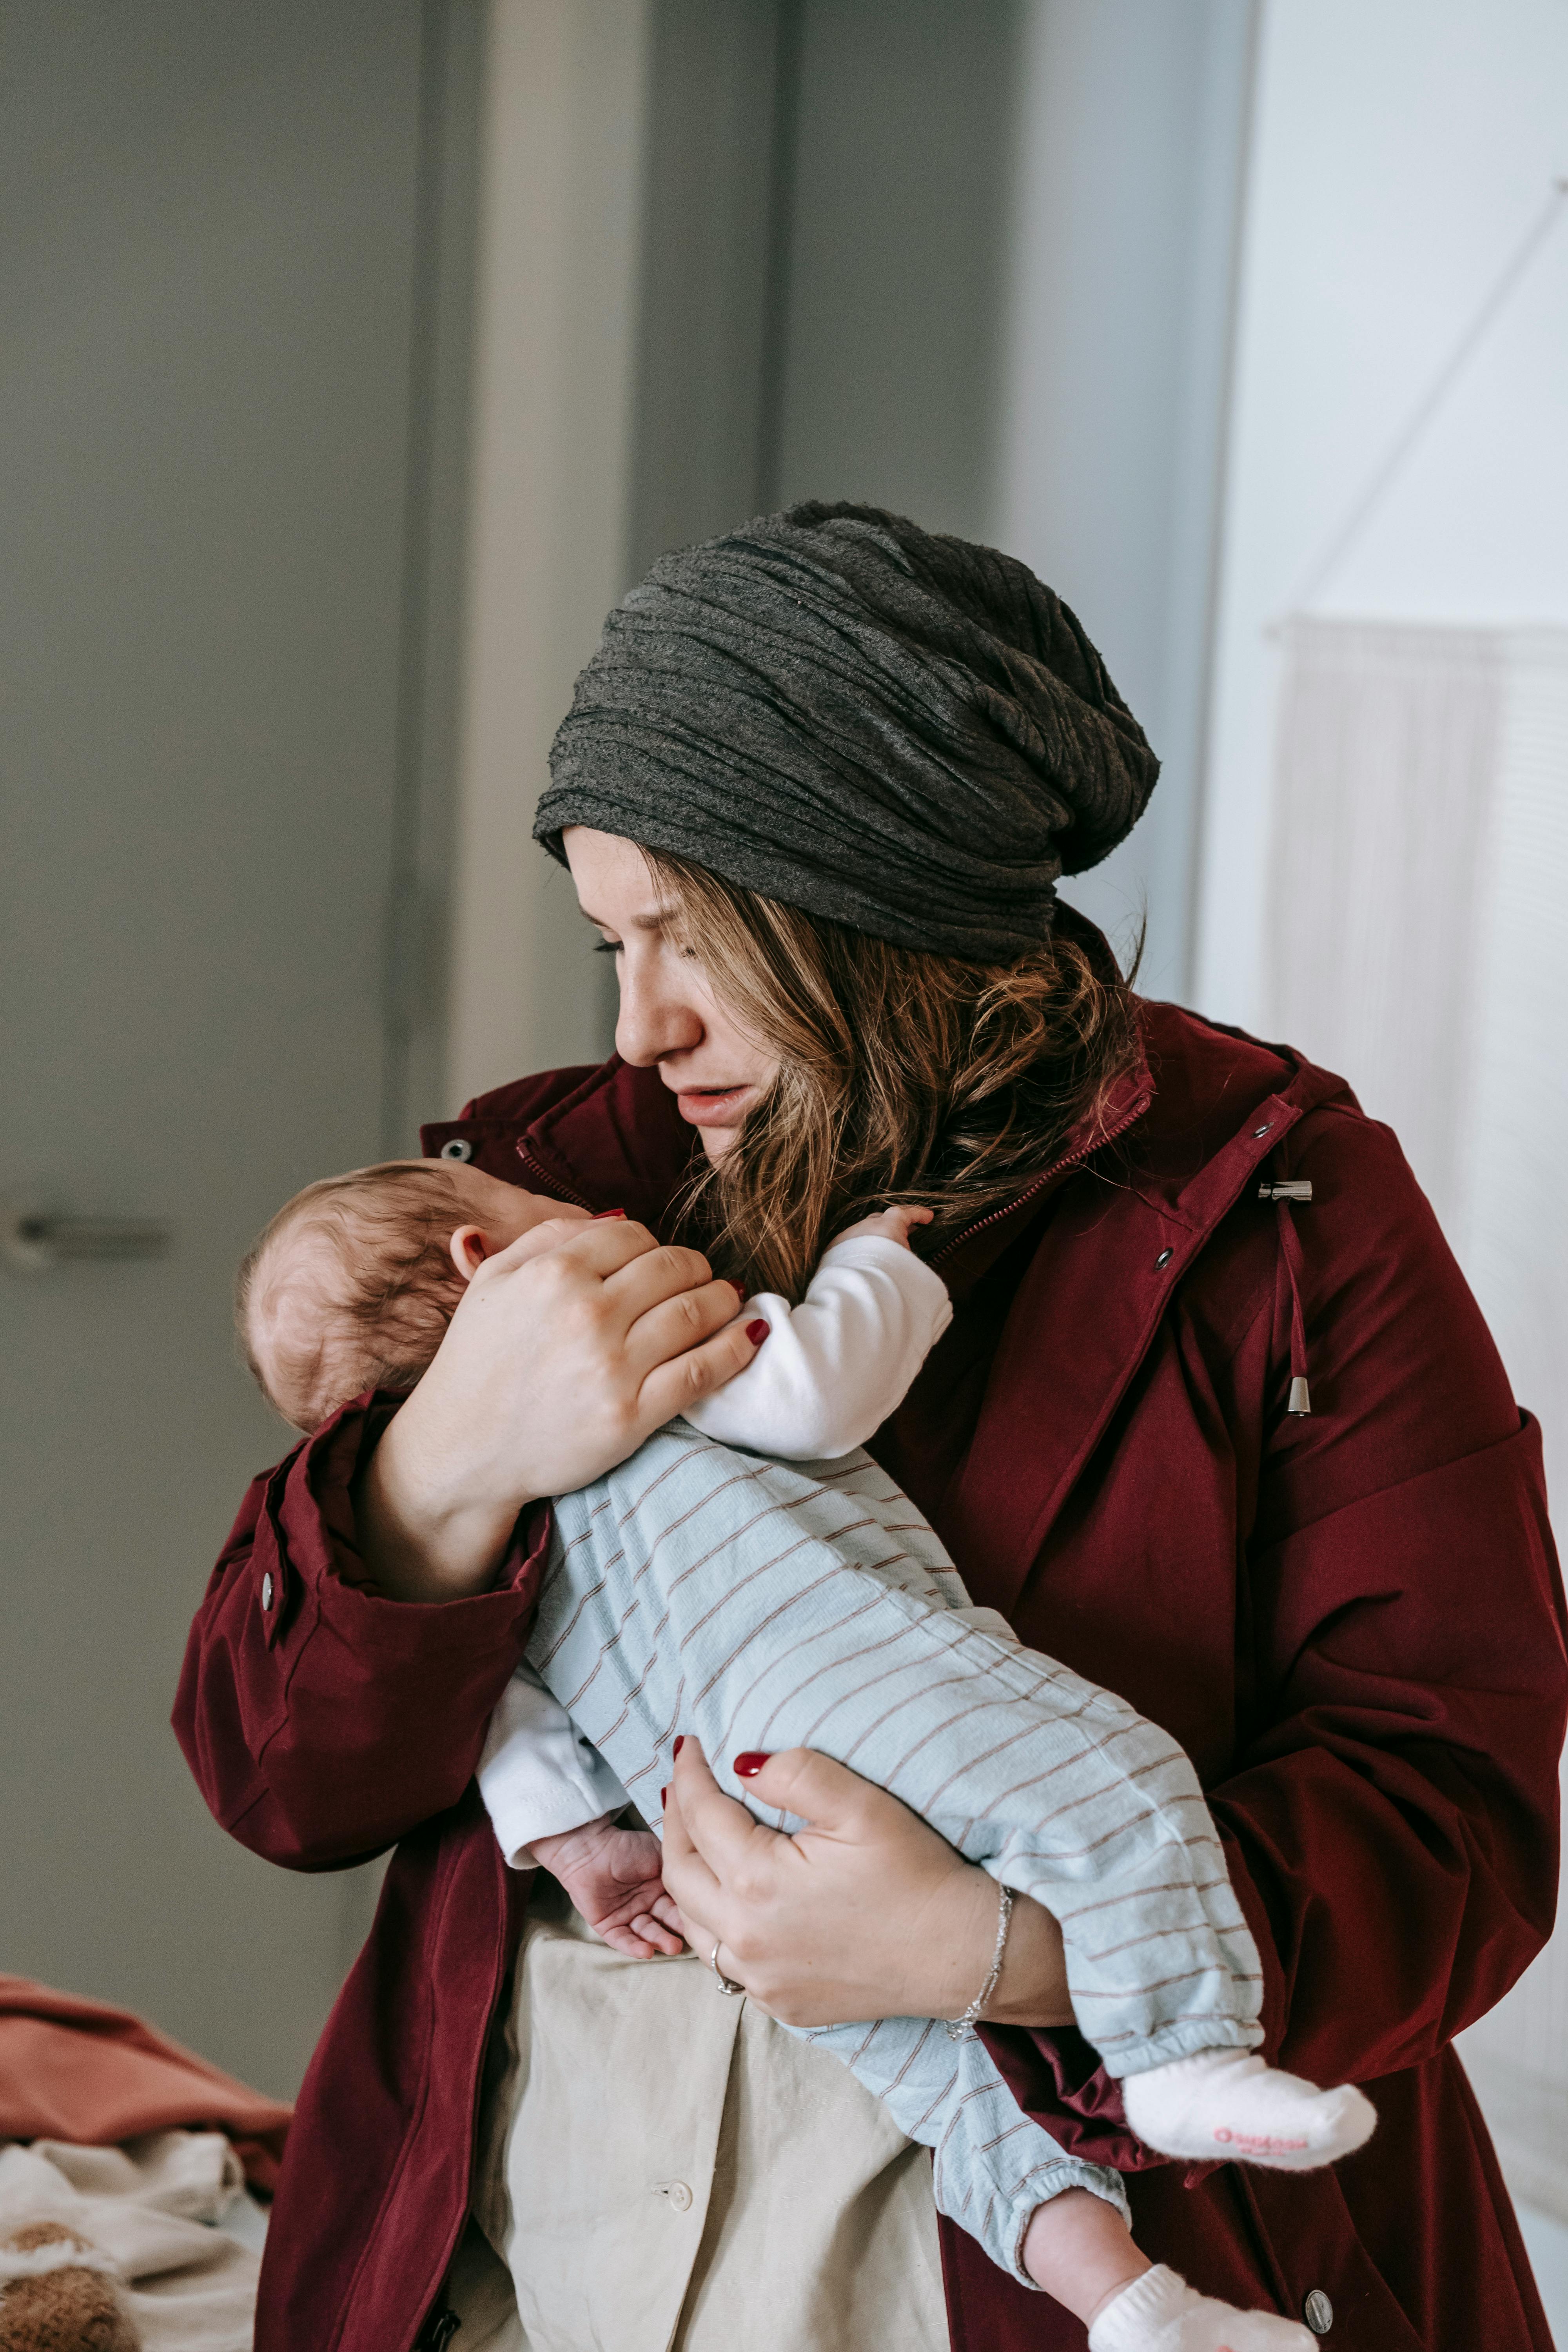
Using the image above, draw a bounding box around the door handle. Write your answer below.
[3,1206,172,1273]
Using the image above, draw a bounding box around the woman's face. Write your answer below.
[563,827,780,1162]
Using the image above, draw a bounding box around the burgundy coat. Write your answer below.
[174,998,1566,2352]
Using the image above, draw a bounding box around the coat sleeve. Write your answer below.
[172,1397,550,1871]
[1214,1107,1566,2083]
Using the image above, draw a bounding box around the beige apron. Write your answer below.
[454,1881,948,2352]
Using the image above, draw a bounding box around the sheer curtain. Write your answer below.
[1264,615,1568,2218]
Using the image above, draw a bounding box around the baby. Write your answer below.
[240,1158,1372,2352]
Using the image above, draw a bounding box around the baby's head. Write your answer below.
[238,1159,588,1431]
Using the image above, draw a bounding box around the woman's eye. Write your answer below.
[593,940,622,956]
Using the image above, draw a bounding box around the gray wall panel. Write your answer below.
[0,0,445,2094]
[773,0,1021,538]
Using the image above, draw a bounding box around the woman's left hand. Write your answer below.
[660,1740,1073,2029]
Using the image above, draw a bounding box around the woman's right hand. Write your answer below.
[358,1217,760,1601]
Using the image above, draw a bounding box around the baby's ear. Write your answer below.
[449,1223,489,1281]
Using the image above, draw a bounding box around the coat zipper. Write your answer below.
[517,1091,1156,1261]
[929,1089,1154,1268]
[515,1143,597,1212]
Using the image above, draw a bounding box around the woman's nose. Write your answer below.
[614,961,704,1067]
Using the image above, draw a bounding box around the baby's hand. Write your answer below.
[832,1204,935,1251]
[529,1815,686,1959]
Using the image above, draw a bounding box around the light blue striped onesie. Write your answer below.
[524,1420,1263,2285]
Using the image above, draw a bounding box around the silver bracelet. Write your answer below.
[946,1882,1013,2042]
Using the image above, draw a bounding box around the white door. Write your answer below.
[0,1,457,2098]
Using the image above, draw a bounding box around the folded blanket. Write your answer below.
[0,2133,260,2351]
[0,1978,289,2194]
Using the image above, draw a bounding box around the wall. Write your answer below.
[448,0,1030,1103]
[450,0,1257,1098]
[996,0,1258,998]
[1197,0,1568,1026]
[443,0,648,1112]
[380,1,487,1156]
[629,0,1022,565]
[0,0,448,2095]
[624,0,783,579]
[1194,0,1568,2232]
[771,0,1020,534]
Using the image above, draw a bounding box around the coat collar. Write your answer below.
[422,1056,699,1231]
[424,982,1356,1627]
[933,1007,1353,1617]
[424,996,1350,1276]
[517,1057,697,1231]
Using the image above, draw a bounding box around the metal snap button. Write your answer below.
[1253,1123,1273,1138]
[1303,2287,1334,2334]
[261,1572,274,1612]
[653,2179,693,2212]
[1155,1248,1174,1268]
[439,1138,474,1162]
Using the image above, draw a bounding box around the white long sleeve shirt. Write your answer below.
[477,1233,952,1866]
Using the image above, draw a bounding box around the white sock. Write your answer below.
[1087,2264,1316,2351]
[1121,2047,1376,2171]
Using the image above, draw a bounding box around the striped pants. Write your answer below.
[527,1425,1262,2284]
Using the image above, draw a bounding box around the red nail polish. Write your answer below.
[592,1207,628,1220]
[660,1786,669,1808]
[726,1280,748,1302]
[733,1752,771,1777]
[746,1319,770,1345]
[672,1736,686,1758]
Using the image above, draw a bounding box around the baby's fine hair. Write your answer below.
[237,1161,468,1432]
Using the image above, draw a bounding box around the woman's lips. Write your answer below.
[673,1085,753,1127]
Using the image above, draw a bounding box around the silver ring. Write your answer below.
[709,1942,744,1996]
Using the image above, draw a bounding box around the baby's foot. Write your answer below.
[1122,2049,1375,2171]
[529,1816,685,1959]
[1088,2265,1315,2351]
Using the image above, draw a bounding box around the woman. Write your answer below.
[176,506,1564,2352]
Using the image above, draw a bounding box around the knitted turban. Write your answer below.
[534,501,1159,963]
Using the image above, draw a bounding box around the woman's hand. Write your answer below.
[660,1740,1074,2030]
[359,1218,760,1601]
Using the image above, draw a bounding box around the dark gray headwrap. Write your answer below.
[535,501,1158,962]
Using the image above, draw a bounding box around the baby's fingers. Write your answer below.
[593,1918,663,1959]
[631,1908,686,1956]
[649,1889,686,1941]
[833,1203,935,1247]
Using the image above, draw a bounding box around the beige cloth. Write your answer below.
[0,2130,260,2349]
[458,1884,948,2352]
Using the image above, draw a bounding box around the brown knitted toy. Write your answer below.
[0,2221,140,2352]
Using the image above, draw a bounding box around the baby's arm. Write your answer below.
[529,1814,684,1959]
[478,1663,631,1863]
[683,1207,953,1459]
[479,1669,682,1957]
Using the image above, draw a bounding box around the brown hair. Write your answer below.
[236,1161,468,1430]
[648,852,1144,1300]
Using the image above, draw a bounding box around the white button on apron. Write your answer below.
[260,1572,273,1611]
